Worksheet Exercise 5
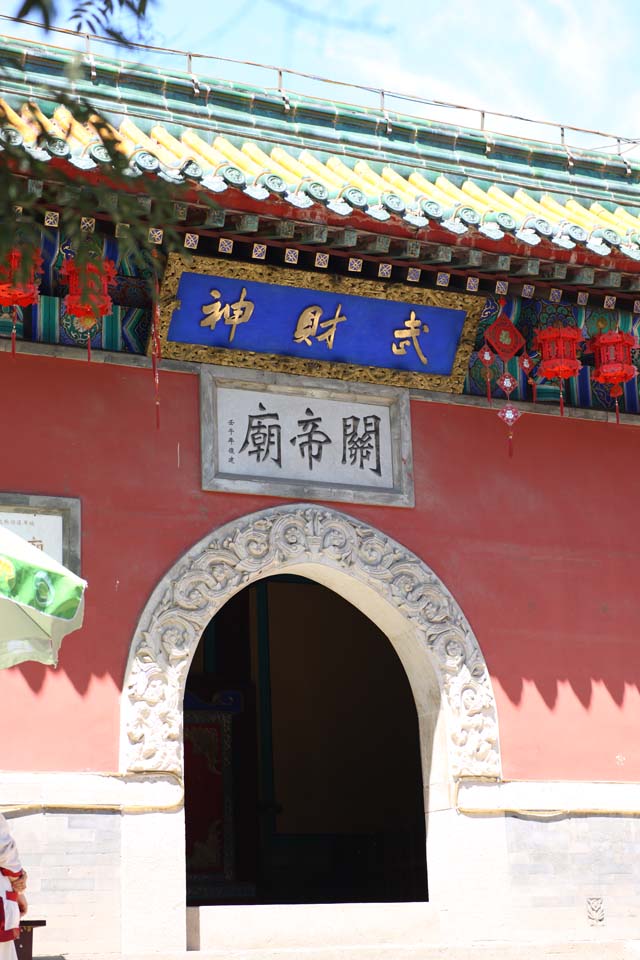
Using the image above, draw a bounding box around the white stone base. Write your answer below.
[190,902,441,953]
[6,805,185,958]
[3,774,640,957]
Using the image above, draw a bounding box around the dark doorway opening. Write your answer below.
[184,575,427,906]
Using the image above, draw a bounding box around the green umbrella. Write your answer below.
[0,524,87,669]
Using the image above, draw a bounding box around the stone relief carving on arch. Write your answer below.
[121,504,502,780]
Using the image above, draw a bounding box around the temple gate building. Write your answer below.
[0,29,639,959]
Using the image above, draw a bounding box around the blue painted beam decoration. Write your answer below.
[158,256,485,392]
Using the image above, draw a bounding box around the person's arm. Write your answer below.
[0,814,26,888]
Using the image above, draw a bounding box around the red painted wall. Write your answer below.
[1,351,639,781]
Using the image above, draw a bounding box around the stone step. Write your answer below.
[116,942,640,960]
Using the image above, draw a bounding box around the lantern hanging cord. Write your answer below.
[151,263,162,430]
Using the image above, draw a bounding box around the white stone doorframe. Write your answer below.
[118,504,502,954]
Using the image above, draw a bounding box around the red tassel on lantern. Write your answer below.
[61,256,117,361]
[535,325,583,416]
[0,247,42,358]
[589,329,638,425]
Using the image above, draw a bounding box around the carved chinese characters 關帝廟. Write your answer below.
[239,403,282,468]
[289,407,332,470]
[216,386,395,490]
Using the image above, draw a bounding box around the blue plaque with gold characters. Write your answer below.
[157,255,485,392]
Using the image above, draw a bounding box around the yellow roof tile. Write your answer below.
[435,175,467,205]
[242,141,293,184]
[180,130,226,170]
[590,201,633,233]
[407,171,443,200]
[611,204,640,232]
[150,125,192,163]
[461,180,493,211]
[563,198,603,230]
[486,185,531,222]
[0,98,36,143]
[353,159,408,202]
[118,120,182,169]
[513,189,543,216]
[380,167,421,202]
[12,92,640,265]
[214,135,262,176]
[326,155,372,195]
[271,146,310,181]
[298,150,344,189]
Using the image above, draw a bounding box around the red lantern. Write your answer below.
[535,324,583,416]
[61,256,116,360]
[0,247,42,356]
[589,329,638,424]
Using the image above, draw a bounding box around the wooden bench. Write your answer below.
[15,920,46,960]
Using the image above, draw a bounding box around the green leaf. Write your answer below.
[13,0,57,29]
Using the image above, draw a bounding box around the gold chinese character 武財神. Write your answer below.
[200,287,255,343]
[391,310,430,365]
[293,303,347,350]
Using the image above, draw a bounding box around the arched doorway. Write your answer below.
[184,574,427,906]
[120,503,502,944]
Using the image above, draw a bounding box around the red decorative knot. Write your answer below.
[518,352,536,375]
[479,344,495,367]
[497,402,521,458]
[497,372,517,397]
[589,330,638,397]
[498,403,521,428]
[485,309,525,361]
[535,324,583,380]
[478,342,496,405]
[0,247,42,307]
[61,257,117,329]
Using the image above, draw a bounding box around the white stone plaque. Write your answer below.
[217,386,393,488]
[0,511,64,562]
[201,368,414,507]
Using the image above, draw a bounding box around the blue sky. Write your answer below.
[2,0,639,155]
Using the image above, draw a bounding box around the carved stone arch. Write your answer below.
[120,504,502,781]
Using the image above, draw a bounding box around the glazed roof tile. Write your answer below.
[2,35,640,273]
